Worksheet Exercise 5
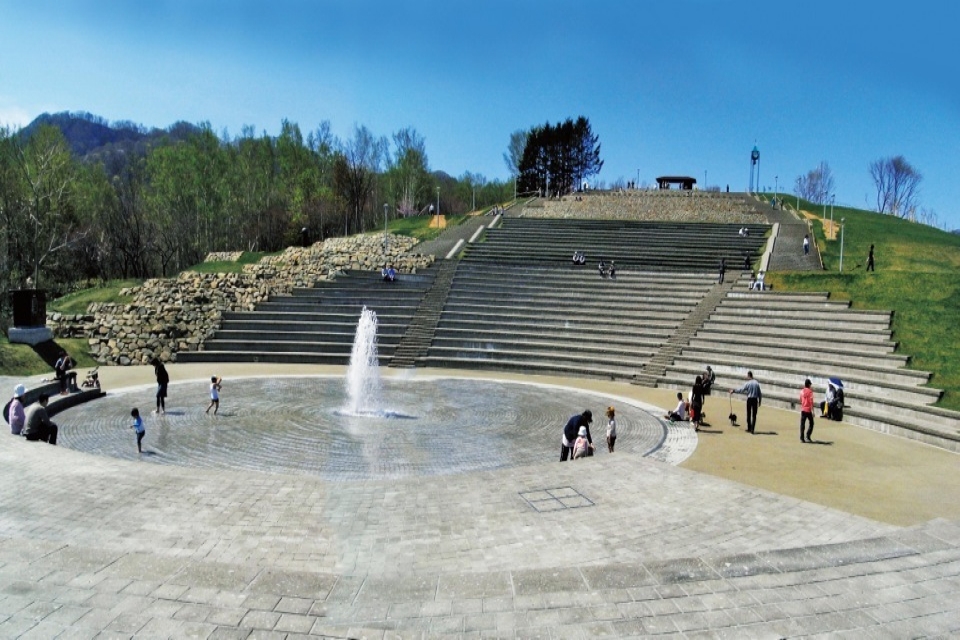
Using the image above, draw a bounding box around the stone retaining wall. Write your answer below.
[47,233,434,366]
[522,191,767,223]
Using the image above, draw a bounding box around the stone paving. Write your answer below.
[1,364,959,638]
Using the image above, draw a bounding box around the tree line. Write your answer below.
[0,115,512,305]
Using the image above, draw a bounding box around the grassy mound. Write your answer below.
[768,202,960,410]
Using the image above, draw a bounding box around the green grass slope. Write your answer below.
[768,203,960,411]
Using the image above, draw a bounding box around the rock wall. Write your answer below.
[47,233,434,365]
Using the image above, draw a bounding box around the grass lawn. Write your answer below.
[767,203,960,411]
[388,214,468,242]
[185,251,276,274]
[47,279,144,315]
[0,336,98,377]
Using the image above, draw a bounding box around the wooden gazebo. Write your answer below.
[656,176,697,190]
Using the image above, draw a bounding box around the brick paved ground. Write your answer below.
[1,364,958,638]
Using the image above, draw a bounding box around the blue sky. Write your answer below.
[2,0,957,228]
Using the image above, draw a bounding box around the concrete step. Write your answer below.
[672,352,931,391]
[704,315,893,337]
[421,354,642,380]
[683,340,910,370]
[437,310,680,331]
[432,326,664,349]
[695,326,896,350]
[664,364,942,407]
[177,350,382,365]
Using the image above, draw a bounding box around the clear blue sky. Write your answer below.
[2,0,957,229]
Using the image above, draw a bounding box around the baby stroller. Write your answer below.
[81,367,100,389]
[822,378,845,421]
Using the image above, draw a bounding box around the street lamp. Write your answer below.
[435,187,440,230]
[636,168,640,189]
[839,218,846,272]
[383,203,389,257]
[774,175,778,208]
[704,170,707,191]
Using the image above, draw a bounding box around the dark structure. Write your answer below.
[656,176,697,190]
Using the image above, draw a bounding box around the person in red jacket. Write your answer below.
[799,379,815,443]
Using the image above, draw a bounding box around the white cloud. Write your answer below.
[0,102,35,128]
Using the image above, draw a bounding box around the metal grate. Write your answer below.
[520,487,594,512]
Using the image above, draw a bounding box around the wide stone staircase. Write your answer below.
[177,267,440,365]
[421,260,716,379]
[461,217,769,272]
[389,260,458,368]
[653,280,960,451]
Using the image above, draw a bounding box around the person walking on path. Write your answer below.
[799,379,815,443]
[152,358,169,415]
[866,244,875,271]
[803,234,810,255]
[605,406,617,453]
[206,376,222,415]
[8,384,26,435]
[730,371,762,434]
[561,410,592,461]
[130,408,145,454]
[22,394,58,444]
[717,258,726,284]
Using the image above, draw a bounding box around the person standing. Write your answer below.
[717,258,726,284]
[605,406,617,453]
[206,376,222,415]
[690,376,705,432]
[730,371,762,434]
[803,234,810,255]
[130,408,145,454]
[8,384,26,435]
[799,379,815,443]
[866,244,875,271]
[22,394,58,444]
[152,358,169,415]
[561,410,592,461]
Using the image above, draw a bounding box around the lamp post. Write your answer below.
[704,170,707,191]
[383,203,389,257]
[435,187,440,230]
[636,168,640,189]
[839,218,846,272]
[774,175,778,208]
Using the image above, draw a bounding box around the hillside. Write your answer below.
[769,200,960,410]
[21,111,201,160]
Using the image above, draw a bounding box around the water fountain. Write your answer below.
[343,306,382,416]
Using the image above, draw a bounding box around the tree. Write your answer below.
[870,155,922,219]
[334,125,388,236]
[503,129,527,177]
[7,125,84,287]
[794,162,835,205]
[516,116,603,197]
[387,127,430,217]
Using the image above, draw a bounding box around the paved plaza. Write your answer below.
[2,364,959,638]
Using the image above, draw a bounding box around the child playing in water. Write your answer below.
[605,406,617,453]
[206,376,222,415]
[130,408,145,454]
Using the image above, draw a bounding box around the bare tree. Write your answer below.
[503,129,528,177]
[870,155,922,218]
[794,162,835,205]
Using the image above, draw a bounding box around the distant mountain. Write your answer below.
[21,111,201,161]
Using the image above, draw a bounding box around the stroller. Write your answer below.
[81,367,100,389]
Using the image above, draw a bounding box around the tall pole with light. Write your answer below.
[774,175,778,208]
[383,203,389,257]
[636,168,640,189]
[839,218,846,272]
[435,187,440,230]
